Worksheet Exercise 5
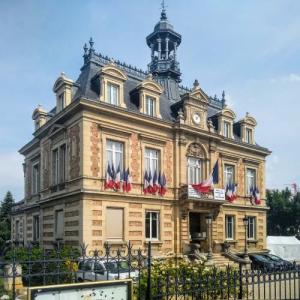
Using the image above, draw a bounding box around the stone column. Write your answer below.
[157,38,162,60]
[150,43,154,61]
[165,38,169,59]
[173,41,177,60]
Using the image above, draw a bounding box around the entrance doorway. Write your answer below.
[189,212,207,242]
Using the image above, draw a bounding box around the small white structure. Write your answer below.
[267,236,300,261]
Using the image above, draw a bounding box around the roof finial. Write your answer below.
[160,0,167,20]
[89,37,94,52]
[222,90,225,101]
[83,43,88,55]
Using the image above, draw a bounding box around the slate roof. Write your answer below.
[70,51,225,123]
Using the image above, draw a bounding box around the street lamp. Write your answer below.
[243,216,249,260]
[206,214,213,260]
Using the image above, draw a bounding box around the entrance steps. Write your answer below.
[204,253,239,268]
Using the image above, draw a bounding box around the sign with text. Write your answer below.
[213,188,225,200]
[28,279,132,300]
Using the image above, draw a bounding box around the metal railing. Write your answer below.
[0,242,299,300]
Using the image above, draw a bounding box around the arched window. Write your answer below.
[187,157,202,184]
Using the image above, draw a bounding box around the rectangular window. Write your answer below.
[59,144,66,183]
[52,145,66,185]
[33,215,40,242]
[245,128,252,143]
[187,157,202,184]
[58,93,65,111]
[106,140,124,170]
[52,149,59,185]
[107,83,119,105]
[225,215,234,240]
[145,96,156,117]
[247,216,256,240]
[145,148,160,175]
[106,208,124,240]
[145,211,159,240]
[224,164,234,186]
[246,168,256,195]
[55,210,64,240]
[224,121,230,138]
[32,163,40,194]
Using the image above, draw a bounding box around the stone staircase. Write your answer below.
[205,253,239,268]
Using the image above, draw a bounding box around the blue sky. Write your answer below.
[0,0,299,201]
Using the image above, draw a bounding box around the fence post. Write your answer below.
[146,241,152,300]
[238,263,243,299]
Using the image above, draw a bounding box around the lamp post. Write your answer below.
[206,214,213,260]
[243,216,249,260]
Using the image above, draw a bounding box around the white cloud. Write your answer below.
[0,151,23,201]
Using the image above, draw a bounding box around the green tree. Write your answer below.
[0,191,15,249]
[266,188,300,236]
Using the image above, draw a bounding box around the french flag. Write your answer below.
[104,163,114,189]
[114,165,121,190]
[144,171,149,194]
[159,173,167,196]
[152,170,159,194]
[122,168,132,193]
[147,171,153,194]
[250,187,261,205]
[226,183,237,202]
[192,159,219,194]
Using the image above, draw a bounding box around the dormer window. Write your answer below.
[107,82,119,105]
[224,121,231,138]
[58,93,65,111]
[145,96,156,116]
[99,64,127,108]
[245,128,253,143]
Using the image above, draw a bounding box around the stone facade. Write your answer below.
[12,8,271,260]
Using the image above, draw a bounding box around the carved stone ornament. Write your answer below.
[187,143,205,158]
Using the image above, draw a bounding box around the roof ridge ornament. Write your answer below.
[160,0,167,20]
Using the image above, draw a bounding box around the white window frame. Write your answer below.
[247,216,256,240]
[52,145,66,186]
[58,93,65,111]
[107,82,119,105]
[32,162,40,194]
[145,96,156,117]
[224,164,234,187]
[225,215,235,240]
[224,121,231,138]
[246,168,256,195]
[145,211,160,241]
[145,148,160,175]
[106,140,124,170]
[187,157,202,184]
[245,128,253,143]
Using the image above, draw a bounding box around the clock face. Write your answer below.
[193,113,201,124]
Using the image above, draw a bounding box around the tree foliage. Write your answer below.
[0,191,15,250]
[266,188,300,236]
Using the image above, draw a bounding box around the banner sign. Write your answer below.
[213,188,225,200]
[28,279,132,300]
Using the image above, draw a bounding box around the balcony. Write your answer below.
[179,185,226,205]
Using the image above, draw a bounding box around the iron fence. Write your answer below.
[0,242,299,300]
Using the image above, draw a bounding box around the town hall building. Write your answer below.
[12,7,271,260]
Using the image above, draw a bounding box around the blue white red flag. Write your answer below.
[104,163,114,189]
[192,159,219,194]
[226,183,237,202]
[144,171,149,194]
[159,173,167,196]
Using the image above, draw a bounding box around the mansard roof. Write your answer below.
[71,51,225,122]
